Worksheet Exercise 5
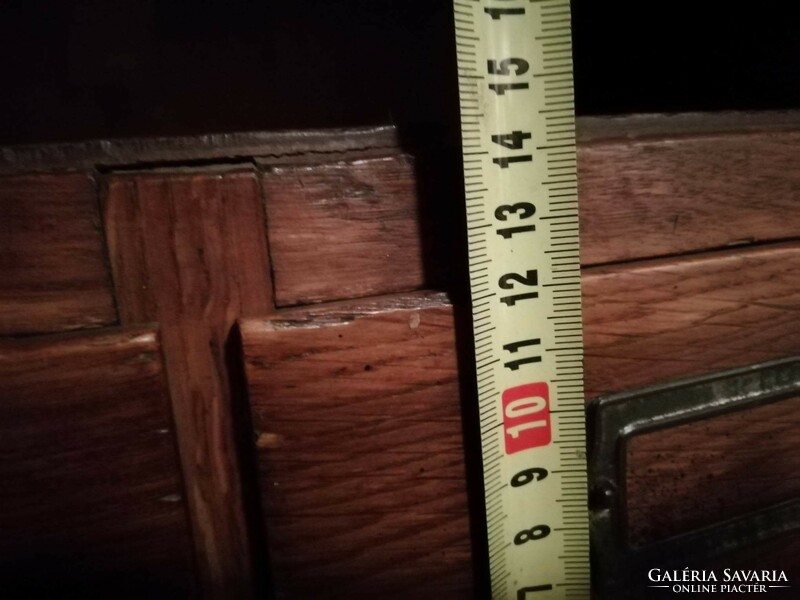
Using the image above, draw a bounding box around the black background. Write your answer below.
[1,0,799,146]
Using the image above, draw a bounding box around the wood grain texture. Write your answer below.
[0,326,196,599]
[241,241,800,595]
[263,155,424,306]
[104,170,272,599]
[265,129,800,305]
[240,293,476,600]
[583,242,800,399]
[578,130,800,264]
[626,396,800,547]
[0,173,117,335]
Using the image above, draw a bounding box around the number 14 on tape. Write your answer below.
[453,0,590,599]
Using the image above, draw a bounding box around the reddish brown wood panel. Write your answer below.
[626,396,800,546]
[579,131,800,264]
[240,294,475,600]
[583,243,800,399]
[0,326,196,599]
[104,170,272,600]
[241,240,800,596]
[260,242,800,403]
[264,129,800,306]
[0,173,117,335]
[263,155,424,306]
[626,396,800,600]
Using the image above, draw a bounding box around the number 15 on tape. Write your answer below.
[453,0,590,598]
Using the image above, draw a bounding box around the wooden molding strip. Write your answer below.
[0,126,399,174]
[2,111,800,173]
[577,110,800,143]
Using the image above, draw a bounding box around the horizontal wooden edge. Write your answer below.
[239,290,451,332]
[0,323,160,353]
[261,153,414,174]
[0,126,400,174]
[242,239,800,329]
[576,110,800,143]
[102,167,260,181]
[3,111,800,173]
[584,239,800,279]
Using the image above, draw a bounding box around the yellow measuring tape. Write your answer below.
[453,1,590,598]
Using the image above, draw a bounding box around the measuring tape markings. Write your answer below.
[454,1,589,599]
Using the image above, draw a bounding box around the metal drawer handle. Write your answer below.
[587,358,800,598]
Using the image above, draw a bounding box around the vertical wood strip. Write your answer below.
[103,170,272,599]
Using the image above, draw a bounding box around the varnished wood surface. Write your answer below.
[583,242,800,398]
[627,396,800,547]
[579,130,800,264]
[0,326,196,599]
[264,128,800,306]
[264,155,424,306]
[258,242,800,401]
[104,170,272,599]
[241,297,476,599]
[0,173,117,335]
[1,114,798,597]
[241,239,800,595]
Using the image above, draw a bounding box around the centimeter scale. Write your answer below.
[452,0,590,598]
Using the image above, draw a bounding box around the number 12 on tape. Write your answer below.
[453,0,590,598]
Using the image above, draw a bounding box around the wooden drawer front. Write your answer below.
[579,130,800,265]
[627,396,800,547]
[241,236,800,596]
[241,295,475,599]
[263,155,424,307]
[0,326,196,599]
[583,242,800,398]
[262,127,800,307]
[0,174,116,335]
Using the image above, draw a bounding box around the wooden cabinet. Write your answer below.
[1,113,799,598]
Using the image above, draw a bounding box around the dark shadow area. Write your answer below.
[225,323,275,600]
[398,124,464,294]
[572,3,800,115]
[405,110,494,593]
[451,287,493,599]
[2,1,800,146]
[0,552,195,600]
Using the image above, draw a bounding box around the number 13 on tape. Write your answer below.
[453,0,590,598]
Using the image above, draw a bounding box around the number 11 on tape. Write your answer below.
[453,0,590,598]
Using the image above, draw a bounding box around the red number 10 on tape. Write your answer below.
[502,382,552,454]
